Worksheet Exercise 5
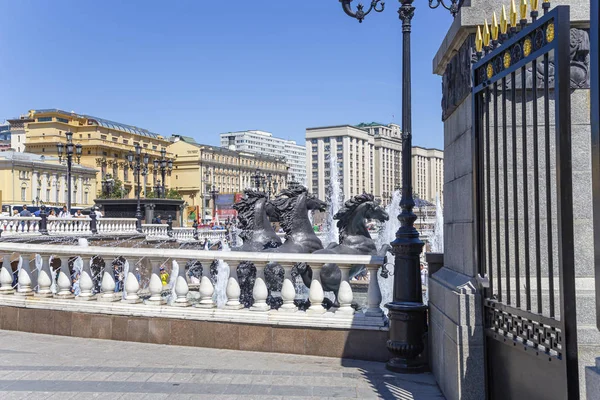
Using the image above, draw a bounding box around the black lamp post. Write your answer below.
[273,179,279,195]
[102,174,115,198]
[339,0,459,373]
[252,168,262,191]
[127,144,149,232]
[56,131,82,212]
[153,148,173,198]
[288,174,299,190]
[267,173,273,196]
[210,185,219,221]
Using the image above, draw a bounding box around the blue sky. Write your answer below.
[0,0,454,149]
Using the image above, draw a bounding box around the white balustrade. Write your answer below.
[225,262,243,309]
[76,257,95,301]
[0,243,385,319]
[172,260,191,307]
[250,262,270,312]
[55,257,74,299]
[0,255,15,294]
[98,267,119,302]
[35,255,53,298]
[307,263,326,315]
[279,262,297,313]
[15,256,34,296]
[122,259,141,303]
[146,260,165,305]
[0,217,41,235]
[336,264,354,316]
[365,264,384,316]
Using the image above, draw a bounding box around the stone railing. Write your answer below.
[47,218,91,234]
[96,218,138,234]
[141,224,169,238]
[0,242,386,328]
[0,217,41,235]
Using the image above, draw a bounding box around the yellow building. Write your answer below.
[22,109,172,198]
[168,136,289,221]
[0,151,98,210]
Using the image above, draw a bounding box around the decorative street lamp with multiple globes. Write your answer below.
[338,0,460,373]
[56,131,82,212]
[152,147,173,198]
[126,144,149,232]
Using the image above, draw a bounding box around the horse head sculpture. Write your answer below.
[300,193,390,307]
[264,186,326,254]
[232,189,281,252]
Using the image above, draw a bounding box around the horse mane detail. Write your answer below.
[233,189,268,241]
[268,186,307,236]
[334,193,375,241]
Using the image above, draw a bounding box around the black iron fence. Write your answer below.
[472,6,578,399]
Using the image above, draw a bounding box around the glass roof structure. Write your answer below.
[32,109,161,139]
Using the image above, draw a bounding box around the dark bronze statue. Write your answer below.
[232,189,282,252]
[297,193,391,307]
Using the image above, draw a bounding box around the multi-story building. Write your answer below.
[6,117,32,153]
[0,152,97,209]
[412,146,444,205]
[305,123,403,204]
[169,135,288,221]
[22,109,172,199]
[0,123,11,152]
[220,130,306,185]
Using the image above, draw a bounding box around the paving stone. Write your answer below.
[0,329,444,399]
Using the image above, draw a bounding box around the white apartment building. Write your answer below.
[305,123,403,204]
[220,130,306,185]
[412,146,444,205]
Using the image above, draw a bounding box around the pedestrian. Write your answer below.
[152,215,162,224]
[19,205,32,217]
[160,267,169,286]
[58,206,70,218]
[135,267,141,283]
[94,206,103,218]
[74,210,85,218]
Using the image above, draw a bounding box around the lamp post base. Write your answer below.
[385,301,428,374]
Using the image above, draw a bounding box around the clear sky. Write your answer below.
[0,0,454,150]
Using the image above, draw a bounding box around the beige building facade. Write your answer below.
[0,152,98,209]
[412,146,444,205]
[168,136,288,220]
[305,123,403,204]
[22,109,172,199]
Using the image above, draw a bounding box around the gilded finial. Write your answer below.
[491,12,499,41]
[483,19,491,47]
[531,0,539,10]
[475,26,483,52]
[520,0,528,21]
[510,0,518,28]
[500,5,508,34]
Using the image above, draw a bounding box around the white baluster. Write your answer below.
[122,260,141,303]
[55,257,74,299]
[15,256,34,296]
[98,267,119,302]
[76,257,95,300]
[365,264,384,316]
[146,261,165,305]
[196,275,215,308]
[35,255,53,298]
[307,263,326,314]
[0,255,15,294]
[250,262,269,311]
[336,264,354,316]
[279,262,297,312]
[225,261,243,309]
[172,260,191,307]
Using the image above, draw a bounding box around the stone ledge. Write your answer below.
[0,294,388,331]
[0,304,391,362]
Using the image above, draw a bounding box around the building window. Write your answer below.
[46,189,51,202]
[37,117,52,122]
[124,165,129,181]
[21,187,26,201]
[84,191,88,204]
[57,117,69,124]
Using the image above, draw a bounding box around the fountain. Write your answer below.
[376,190,401,312]
[213,241,230,308]
[430,194,444,253]
[325,155,343,247]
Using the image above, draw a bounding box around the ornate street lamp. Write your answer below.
[56,131,82,212]
[126,143,149,232]
[288,174,299,190]
[210,185,220,221]
[273,179,279,195]
[339,0,459,373]
[252,168,262,191]
[153,148,173,198]
[267,173,273,196]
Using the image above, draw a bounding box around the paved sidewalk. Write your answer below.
[0,330,444,400]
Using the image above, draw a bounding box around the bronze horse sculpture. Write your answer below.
[232,189,282,252]
[297,193,391,307]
